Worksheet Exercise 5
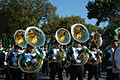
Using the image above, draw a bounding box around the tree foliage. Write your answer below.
[41,16,85,36]
[0,0,57,39]
[41,16,104,38]
[86,0,120,26]
[0,0,104,45]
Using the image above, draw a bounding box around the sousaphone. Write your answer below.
[65,24,89,67]
[7,30,27,69]
[88,32,103,65]
[115,27,120,42]
[51,28,71,62]
[18,26,46,73]
[14,30,27,48]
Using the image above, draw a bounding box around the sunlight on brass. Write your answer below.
[16,35,24,44]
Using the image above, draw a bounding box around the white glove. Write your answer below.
[76,60,81,63]
[94,57,97,60]
[91,54,97,60]
[3,51,5,53]
[63,58,65,61]
[83,46,87,49]
[26,58,31,62]
[4,62,7,66]
[31,53,36,57]
[31,59,37,63]
[13,63,17,66]
[52,54,56,59]
[99,51,102,53]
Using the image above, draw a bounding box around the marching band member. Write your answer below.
[86,31,103,80]
[83,40,91,78]
[84,37,102,80]
[48,39,64,80]
[14,26,47,80]
[109,27,120,80]
[111,39,120,80]
[5,47,12,80]
[104,40,118,80]
[60,45,67,76]
[66,23,90,80]
[41,44,49,76]
[23,44,45,80]
[6,45,22,80]
[66,40,85,80]
[0,39,6,77]
[86,45,102,80]
[0,40,6,67]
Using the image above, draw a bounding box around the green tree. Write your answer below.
[0,0,57,39]
[86,0,120,26]
[41,16,85,35]
[41,16,103,39]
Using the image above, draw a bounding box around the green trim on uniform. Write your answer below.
[35,48,46,60]
[0,40,2,44]
[0,48,5,53]
[67,46,79,63]
[50,34,57,44]
[103,47,113,68]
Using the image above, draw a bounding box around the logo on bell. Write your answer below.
[17,36,24,44]
[60,36,65,42]
[31,36,38,44]
[76,33,82,39]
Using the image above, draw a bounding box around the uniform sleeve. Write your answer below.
[6,49,14,62]
[35,48,46,60]
[66,47,76,63]
[97,49,103,57]
[0,48,7,66]
[84,47,97,60]
[103,49,112,67]
[47,48,53,60]
[4,51,8,65]
[0,48,5,59]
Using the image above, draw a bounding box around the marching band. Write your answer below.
[0,23,120,80]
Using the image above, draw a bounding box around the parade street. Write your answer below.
[39,70,107,80]
[0,70,107,80]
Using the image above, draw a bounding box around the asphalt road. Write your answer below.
[0,70,107,80]
[39,70,107,80]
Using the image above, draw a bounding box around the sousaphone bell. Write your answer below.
[71,24,89,43]
[14,30,27,48]
[25,26,46,47]
[55,28,71,45]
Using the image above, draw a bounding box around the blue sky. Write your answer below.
[49,0,108,28]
